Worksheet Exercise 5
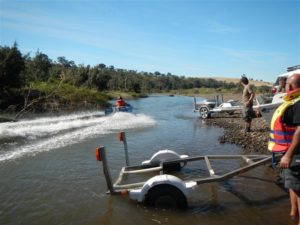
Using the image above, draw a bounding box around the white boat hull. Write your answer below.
[254,102,281,125]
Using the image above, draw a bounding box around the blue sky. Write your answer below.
[0,0,299,82]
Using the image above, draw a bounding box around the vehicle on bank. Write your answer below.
[257,67,300,123]
[271,68,300,94]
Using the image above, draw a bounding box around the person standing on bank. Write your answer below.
[241,75,255,132]
[268,73,300,224]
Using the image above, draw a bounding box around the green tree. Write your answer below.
[0,42,25,110]
[88,66,111,90]
[26,50,52,82]
[57,56,76,68]
[0,42,25,89]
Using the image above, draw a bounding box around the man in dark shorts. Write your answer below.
[270,73,300,223]
[240,75,255,132]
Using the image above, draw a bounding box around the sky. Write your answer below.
[0,0,299,82]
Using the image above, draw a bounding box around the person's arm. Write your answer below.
[249,92,255,103]
[247,86,255,106]
[280,126,300,168]
[280,102,300,168]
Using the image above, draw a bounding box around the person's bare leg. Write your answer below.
[290,189,298,217]
[245,121,251,132]
[294,190,300,225]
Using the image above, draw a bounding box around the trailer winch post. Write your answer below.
[119,131,130,166]
[193,97,197,111]
[98,146,116,195]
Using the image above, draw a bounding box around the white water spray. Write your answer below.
[0,112,156,162]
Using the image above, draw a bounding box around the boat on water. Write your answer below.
[104,104,133,115]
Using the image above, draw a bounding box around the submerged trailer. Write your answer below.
[95,132,274,209]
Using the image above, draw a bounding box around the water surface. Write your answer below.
[0,95,291,225]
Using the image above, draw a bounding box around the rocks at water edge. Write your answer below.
[204,114,270,154]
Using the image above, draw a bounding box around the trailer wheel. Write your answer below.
[199,107,210,119]
[145,184,187,209]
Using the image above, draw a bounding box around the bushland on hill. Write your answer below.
[0,43,271,117]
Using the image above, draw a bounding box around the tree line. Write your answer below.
[0,43,270,114]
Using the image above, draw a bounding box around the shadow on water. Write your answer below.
[220,179,287,206]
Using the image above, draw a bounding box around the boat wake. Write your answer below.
[0,111,156,162]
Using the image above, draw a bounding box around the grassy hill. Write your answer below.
[204,77,273,87]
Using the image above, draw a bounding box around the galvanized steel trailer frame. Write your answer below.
[96,132,274,195]
[193,97,244,119]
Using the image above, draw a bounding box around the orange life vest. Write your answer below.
[268,88,300,152]
[116,99,125,107]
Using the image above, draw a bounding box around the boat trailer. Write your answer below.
[193,96,244,119]
[193,95,282,123]
[96,132,274,209]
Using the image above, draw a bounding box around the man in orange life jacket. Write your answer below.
[269,73,300,223]
[116,96,126,107]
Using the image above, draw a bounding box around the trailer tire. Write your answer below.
[145,184,187,209]
[199,106,210,119]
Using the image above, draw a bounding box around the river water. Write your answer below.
[0,95,293,225]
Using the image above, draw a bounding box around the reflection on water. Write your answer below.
[0,95,290,225]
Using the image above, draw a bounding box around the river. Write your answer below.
[0,95,292,225]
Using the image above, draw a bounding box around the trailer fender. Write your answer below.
[141,150,188,167]
[129,174,196,204]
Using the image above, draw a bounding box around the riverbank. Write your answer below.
[0,89,148,122]
[199,93,270,154]
[205,115,269,154]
